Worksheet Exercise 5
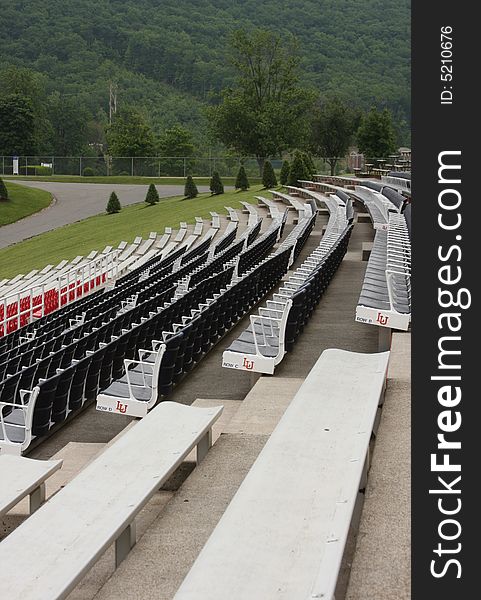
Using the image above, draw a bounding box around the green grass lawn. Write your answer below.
[0,182,52,226]
[0,186,271,279]
[4,175,262,186]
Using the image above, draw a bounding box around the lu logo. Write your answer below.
[243,358,254,370]
[116,401,128,414]
[377,313,389,326]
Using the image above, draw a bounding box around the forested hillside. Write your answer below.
[0,0,410,149]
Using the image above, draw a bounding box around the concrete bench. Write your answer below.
[0,401,223,600]
[175,349,389,600]
[225,207,239,222]
[0,455,63,517]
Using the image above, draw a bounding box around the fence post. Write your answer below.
[26,156,28,176]
[79,157,82,177]
[2,156,4,176]
[183,157,187,177]
[131,157,134,177]
[52,157,55,175]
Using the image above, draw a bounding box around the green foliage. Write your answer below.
[184,175,199,199]
[210,171,224,195]
[106,108,156,156]
[159,125,195,156]
[0,94,36,155]
[357,107,397,159]
[82,167,95,177]
[235,165,249,191]
[106,191,121,214]
[208,29,316,173]
[0,65,50,151]
[288,151,311,186]
[262,160,277,188]
[0,177,8,200]
[47,92,89,155]
[279,160,290,186]
[145,183,160,205]
[298,151,316,179]
[310,97,357,176]
[0,1,410,152]
[19,165,52,176]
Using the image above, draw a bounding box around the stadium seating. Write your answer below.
[0,402,223,597]
[223,191,351,374]
[174,348,390,600]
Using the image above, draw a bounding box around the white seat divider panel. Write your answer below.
[0,401,223,600]
[174,349,389,600]
[0,455,63,517]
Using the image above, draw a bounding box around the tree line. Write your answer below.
[1,30,401,174]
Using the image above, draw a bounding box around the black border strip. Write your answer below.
[412,1,477,596]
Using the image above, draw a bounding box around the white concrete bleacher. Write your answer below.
[225,206,239,223]
[0,454,63,517]
[255,195,283,220]
[0,401,223,600]
[175,348,390,600]
[174,222,188,243]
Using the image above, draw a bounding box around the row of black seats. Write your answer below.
[291,214,317,264]
[285,225,353,351]
[101,246,293,413]
[213,224,238,256]
[189,241,245,289]
[237,224,280,276]
[0,247,213,378]
[1,267,235,448]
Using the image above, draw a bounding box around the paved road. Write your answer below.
[0,181,210,249]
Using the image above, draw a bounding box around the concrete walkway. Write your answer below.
[346,332,411,599]
[0,181,210,249]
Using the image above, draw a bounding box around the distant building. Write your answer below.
[347,148,364,171]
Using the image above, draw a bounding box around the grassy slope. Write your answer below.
[4,176,261,186]
[0,182,52,226]
[0,186,269,279]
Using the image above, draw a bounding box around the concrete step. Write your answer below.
[65,399,240,600]
[88,375,304,600]
[345,333,411,600]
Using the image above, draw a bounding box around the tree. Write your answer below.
[145,183,159,205]
[106,191,121,214]
[207,29,315,174]
[158,124,195,156]
[184,175,199,198]
[299,151,316,178]
[106,108,156,156]
[0,94,36,156]
[0,65,50,152]
[0,177,8,201]
[310,97,357,176]
[47,93,89,155]
[288,151,311,186]
[357,107,397,160]
[210,171,224,195]
[235,165,249,191]
[280,160,290,186]
[262,160,277,188]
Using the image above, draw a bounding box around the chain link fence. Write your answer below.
[1,156,338,178]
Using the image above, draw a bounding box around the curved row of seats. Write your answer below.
[0,252,236,453]
[0,227,250,451]
[355,207,411,331]
[222,192,352,374]
[96,207,318,417]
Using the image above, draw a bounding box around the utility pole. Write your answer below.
[109,82,118,124]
